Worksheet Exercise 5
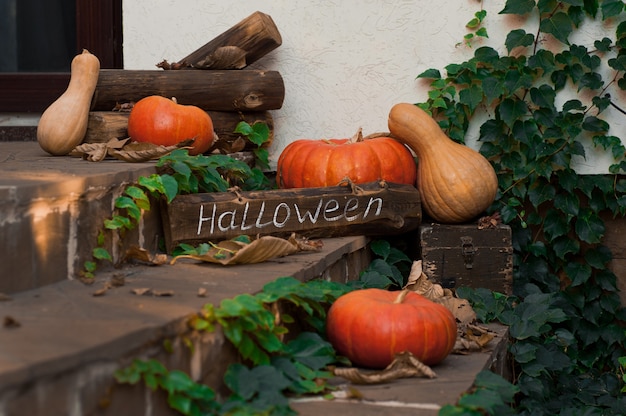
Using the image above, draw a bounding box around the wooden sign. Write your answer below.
[162,181,421,251]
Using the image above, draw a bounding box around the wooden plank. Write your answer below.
[90,69,285,111]
[84,110,274,153]
[173,11,282,69]
[162,182,422,251]
[419,223,513,294]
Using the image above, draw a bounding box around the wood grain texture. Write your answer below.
[176,11,282,69]
[90,69,285,111]
[162,182,421,250]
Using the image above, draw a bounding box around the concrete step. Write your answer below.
[0,141,511,416]
[0,142,158,294]
[0,235,374,416]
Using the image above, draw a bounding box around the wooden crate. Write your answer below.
[418,223,513,294]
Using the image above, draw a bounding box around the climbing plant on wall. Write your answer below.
[419,1,626,414]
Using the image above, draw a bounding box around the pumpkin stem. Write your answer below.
[349,128,364,143]
[393,289,411,304]
[362,131,395,140]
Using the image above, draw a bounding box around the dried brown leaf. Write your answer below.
[197,287,207,297]
[478,212,502,229]
[93,287,108,297]
[3,316,20,328]
[435,296,476,326]
[112,101,135,112]
[123,246,169,265]
[152,290,174,297]
[70,138,130,161]
[171,234,322,266]
[403,261,445,300]
[131,288,152,296]
[333,351,436,385]
[108,140,193,162]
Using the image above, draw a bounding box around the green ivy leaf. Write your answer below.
[235,121,271,147]
[565,261,592,286]
[584,245,612,269]
[602,0,624,19]
[505,29,535,52]
[498,98,528,127]
[530,84,556,109]
[459,84,484,113]
[417,68,441,79]
[582,116,609,132]
[115,196,141,222]
[552,234,581,260]
[92,247,112,261]
[500,0,536,15]
[540,12,574,45]
[574,208,605,243]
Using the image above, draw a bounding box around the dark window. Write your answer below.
[0,0,123,112]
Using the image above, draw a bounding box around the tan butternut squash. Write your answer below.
[37,49,100,155]
[388,103,498,223]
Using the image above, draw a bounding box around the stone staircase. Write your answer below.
[0,141,510,416]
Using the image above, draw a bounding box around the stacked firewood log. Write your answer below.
[84,11,283,154]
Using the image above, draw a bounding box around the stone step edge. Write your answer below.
[0,235,371,415]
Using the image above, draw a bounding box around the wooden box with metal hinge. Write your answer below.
[418,221,513,294]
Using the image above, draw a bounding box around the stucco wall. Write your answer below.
[122,1,626,173]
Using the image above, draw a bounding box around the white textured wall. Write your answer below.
[122,1,626,173]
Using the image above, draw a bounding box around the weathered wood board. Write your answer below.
[419,223,512,294]
[91,69,285,112]
[162,182,421,251]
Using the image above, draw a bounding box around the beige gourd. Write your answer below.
[388,103,498,223]
[37,49,100,155]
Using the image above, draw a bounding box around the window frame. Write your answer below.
[0,0,123,113]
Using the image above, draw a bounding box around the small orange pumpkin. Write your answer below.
[127,95,215,155]
[276,129,416,188]
[326,289,457,369]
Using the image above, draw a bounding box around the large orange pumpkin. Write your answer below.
[276,129,416,188]
[326,289,457,369]
[128,95,215,155]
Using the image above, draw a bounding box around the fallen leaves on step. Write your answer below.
[92,273,127,296]
[70,137,194,162]
[123,246,169,266]
[171,233,323,265]
[478,212,502,229]
[130,288,174,297]
[332,351,436,384]
[3,316,20,329]
[403,260,497,354]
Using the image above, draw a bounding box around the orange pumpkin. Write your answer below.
[276,129,416,188]
[326,289,457,368]
[127,95,215,155]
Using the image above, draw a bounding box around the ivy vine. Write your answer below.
[419,1,626,414]
[81,121,272,278]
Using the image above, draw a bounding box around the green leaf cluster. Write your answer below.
[82,122,272,278]
[440,371,519,416]
[116,276,353,415]
[426,1,626,413]
[354,240,412,289]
